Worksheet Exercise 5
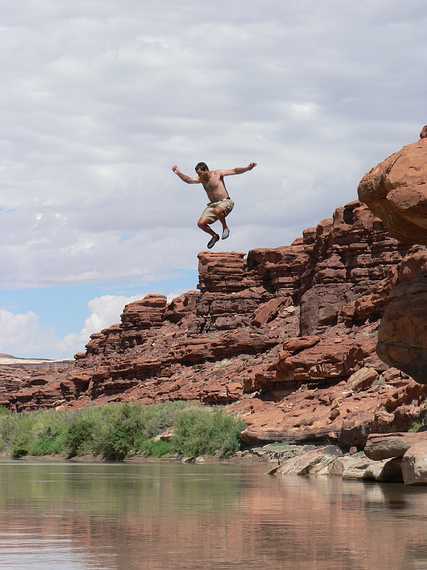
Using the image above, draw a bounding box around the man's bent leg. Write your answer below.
[197,217,218,238]
[197,217,220,249]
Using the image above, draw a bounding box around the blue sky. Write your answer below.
[1,270,197,338]
[0,0,425,358]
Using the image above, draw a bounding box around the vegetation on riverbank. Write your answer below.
[0,403,245,461]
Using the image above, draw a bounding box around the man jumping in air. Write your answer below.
[171,161,257,249]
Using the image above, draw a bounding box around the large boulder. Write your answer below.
[358,136,427,245]
[401,441,427,485]
[274,447,403,482]
[329,455,402,482]
[365,432,427,460]
[276,445,343,476]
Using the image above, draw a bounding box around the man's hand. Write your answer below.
[248,162,257,170]
[171,165,179,173]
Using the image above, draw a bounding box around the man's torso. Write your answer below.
[200,171,230,203]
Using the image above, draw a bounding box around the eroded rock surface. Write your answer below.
[377,248,427,383]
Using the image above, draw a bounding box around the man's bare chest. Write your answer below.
[204,173,226,191]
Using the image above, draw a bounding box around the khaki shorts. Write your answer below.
[200,198,234,224]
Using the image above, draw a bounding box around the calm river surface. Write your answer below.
[0,460,426,570]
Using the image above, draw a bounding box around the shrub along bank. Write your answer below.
[0,402,245,461]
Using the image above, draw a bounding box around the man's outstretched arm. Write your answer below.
[171,165,200,184]
[219,163,257,176]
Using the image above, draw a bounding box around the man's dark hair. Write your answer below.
[195,162,209,172]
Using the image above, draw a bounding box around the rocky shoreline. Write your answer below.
[4,431,426,486]
[238,431,427,486]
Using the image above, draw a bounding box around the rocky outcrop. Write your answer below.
[274,446,403,482]
[358,136,427,246]
[358,130,427,384]
[237,368,425,448]
[2,199,425,450]
[0,362,72,408]
[361,431,427,485]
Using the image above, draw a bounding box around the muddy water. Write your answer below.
[0,461,426,570]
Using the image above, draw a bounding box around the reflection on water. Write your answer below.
[0,461,426,569]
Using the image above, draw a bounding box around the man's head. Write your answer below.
[420,125,427,140]
[195,162,209,174]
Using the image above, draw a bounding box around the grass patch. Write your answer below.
[0,402,245,461]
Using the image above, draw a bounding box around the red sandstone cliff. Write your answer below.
[2,200,425,448]
[358,130,427,385]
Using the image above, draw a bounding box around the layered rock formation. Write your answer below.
[358,129,427,384]
[2,199,425,448]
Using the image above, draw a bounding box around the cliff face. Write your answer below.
[3,200,425,448]
[358,132,427,384]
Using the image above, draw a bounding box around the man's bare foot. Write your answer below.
[222,228,230,240]
[207,234,220,249]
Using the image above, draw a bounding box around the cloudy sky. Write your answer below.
[0,0,425,358]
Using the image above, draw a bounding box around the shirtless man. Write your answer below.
[171,161,257,249]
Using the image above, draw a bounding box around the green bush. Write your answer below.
[0,411,33,450]
[30,428,66,456]
[138,401,188,438]
[29,412,68,456]
[173,409,245,458]
[11,435,30,459]
[93,404,144,461]
[64,417,96,458]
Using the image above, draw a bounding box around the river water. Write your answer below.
[0,460,426,570]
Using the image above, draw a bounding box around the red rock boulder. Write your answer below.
[358,137,427,245]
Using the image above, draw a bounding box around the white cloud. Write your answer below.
[0,309,57,357]
[0,0,425,290]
